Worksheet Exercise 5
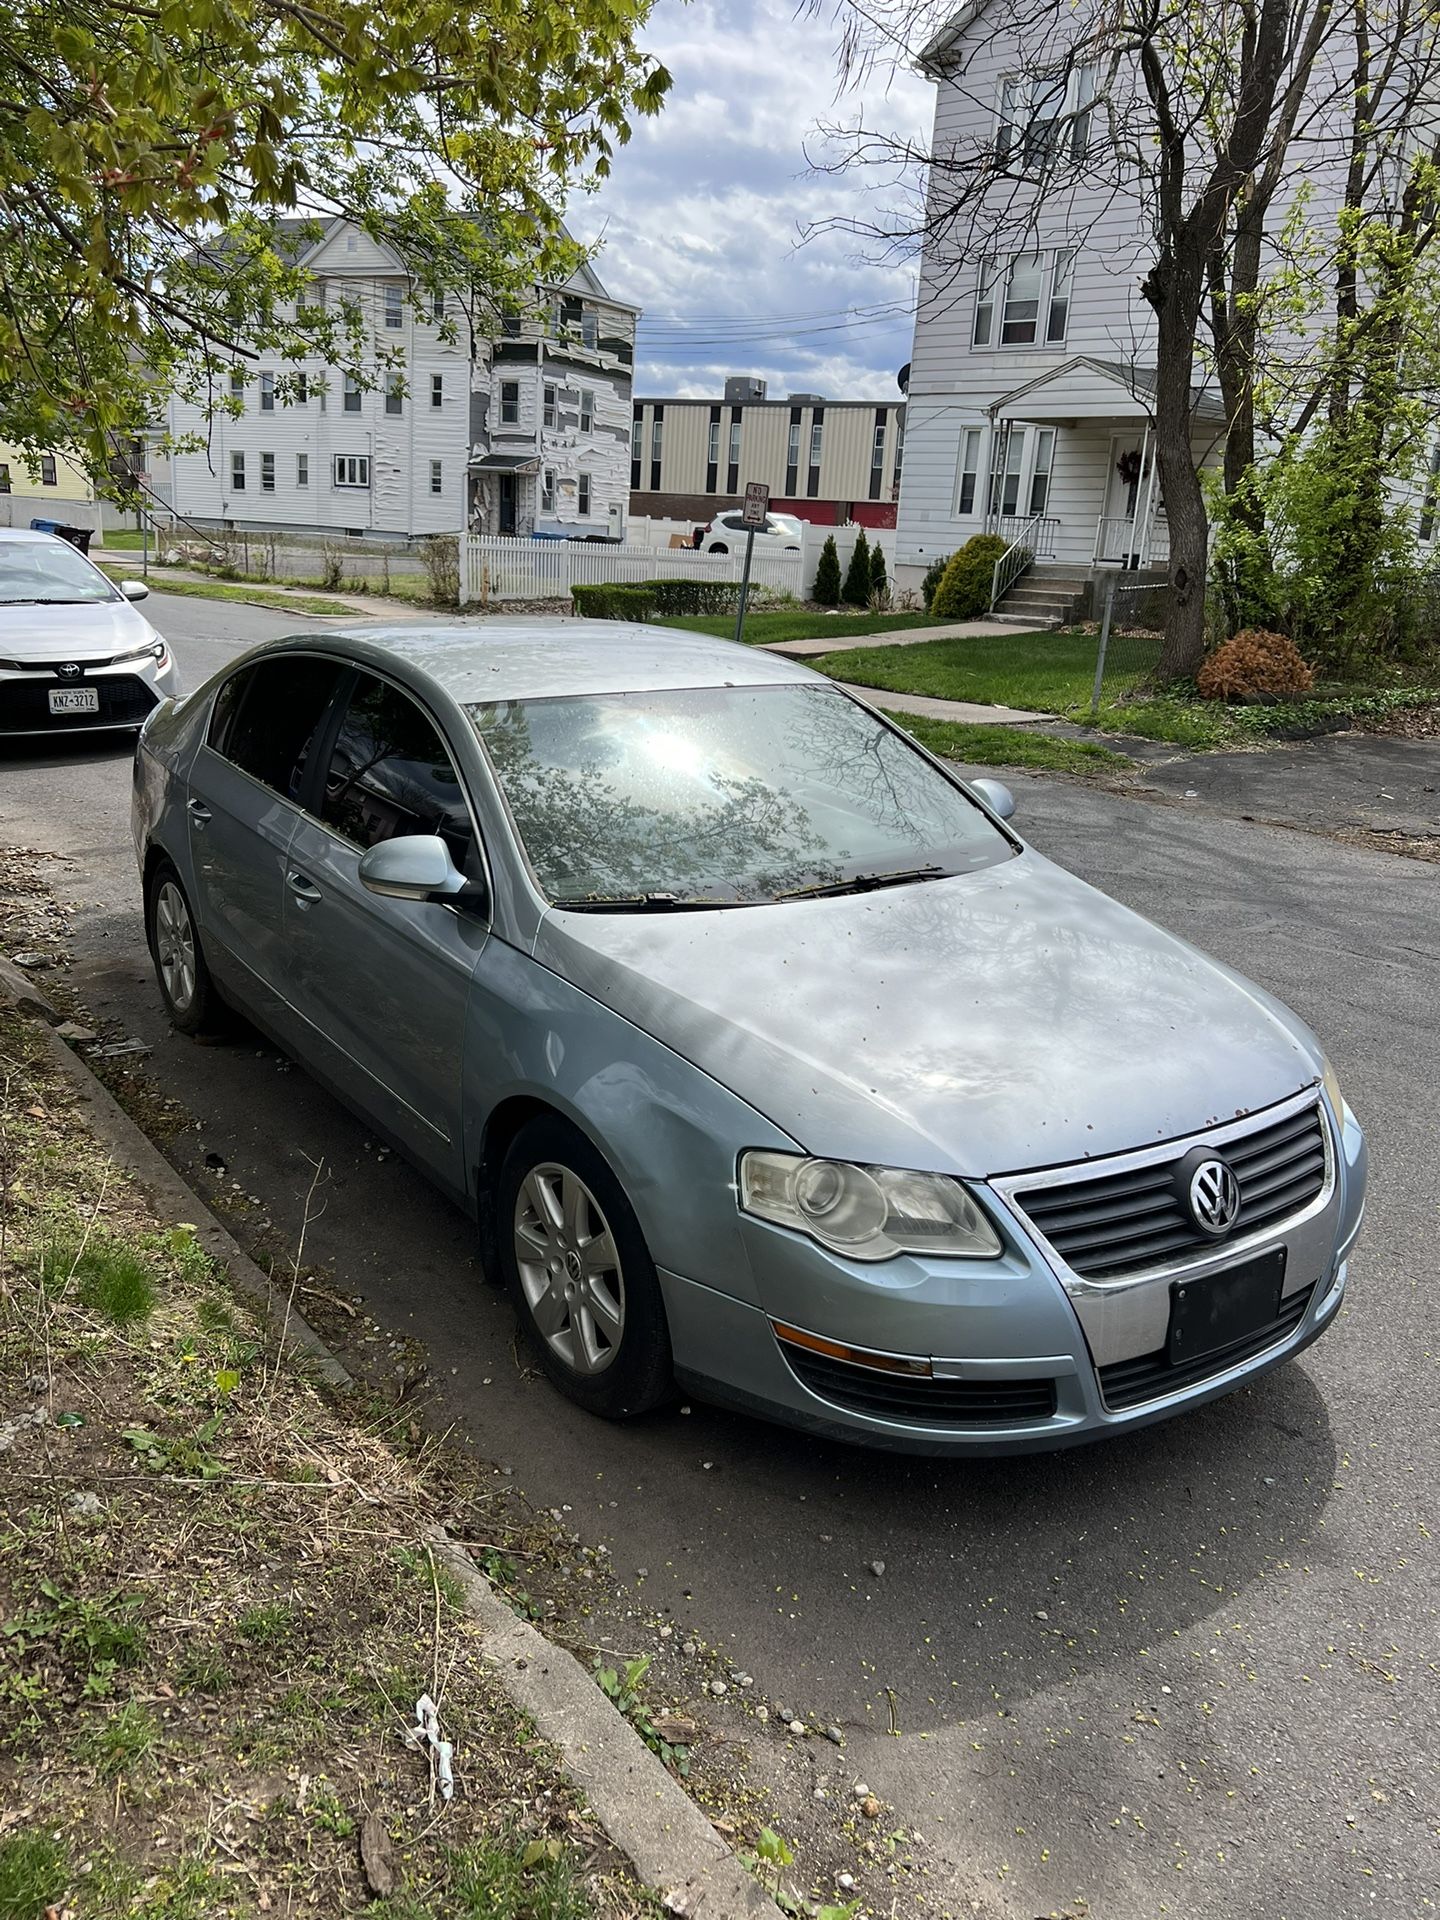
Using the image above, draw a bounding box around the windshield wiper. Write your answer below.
[776,864,951,902]
[0,597,95,606]
[549,892,747,913]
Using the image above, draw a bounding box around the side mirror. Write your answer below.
[358,834,484,910]
[119,579,150,602]
[970,777,1016,821]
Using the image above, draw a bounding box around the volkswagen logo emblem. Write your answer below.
[56,662,82,681]
[1186,1157,1241,1237]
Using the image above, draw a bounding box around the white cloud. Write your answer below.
[567,0,935,401]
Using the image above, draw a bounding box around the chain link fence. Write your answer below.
[1090,575,1170,712]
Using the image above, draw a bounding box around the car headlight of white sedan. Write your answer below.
[740,1151,1002,1262]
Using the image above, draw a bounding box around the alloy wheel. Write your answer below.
[513,1162,625,1375]
[154,880,196,1013]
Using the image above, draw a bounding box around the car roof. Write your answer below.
[275,618,826,704]
[0,528,69,544]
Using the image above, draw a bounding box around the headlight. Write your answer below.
[1320,1054,1344,1119]
[114,641,169,667]
[739,1151,1003,1262]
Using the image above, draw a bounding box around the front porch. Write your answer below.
[979,355,1224,611]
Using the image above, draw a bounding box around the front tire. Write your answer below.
[497,1115,673,1418]
[145,863,221,1035]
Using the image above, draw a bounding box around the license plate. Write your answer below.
[48,687,99,715]
[1168,1248,1287,1366]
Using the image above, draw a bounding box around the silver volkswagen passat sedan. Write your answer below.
[131,624,1367,1453]
[0,529,176,737]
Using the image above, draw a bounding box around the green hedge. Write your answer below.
[571,583,656,620]
[931,534,1013,621]
[571,578,746,621]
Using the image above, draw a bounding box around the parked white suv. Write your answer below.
[702,510,804,555]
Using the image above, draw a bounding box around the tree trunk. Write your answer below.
[1149,246,1211,682]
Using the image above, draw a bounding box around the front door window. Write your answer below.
[498,473,517,535]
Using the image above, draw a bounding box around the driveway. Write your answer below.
[2,596,1436,1918]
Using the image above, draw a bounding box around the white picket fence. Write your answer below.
[459,535,804,606]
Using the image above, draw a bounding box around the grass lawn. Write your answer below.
[887,710,1133,776]
[94,528,146,549]
[661,609,949,646]
[99,566,361,618]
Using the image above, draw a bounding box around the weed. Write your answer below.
[122,1413,227,1479]
[393,1543,465,1611]
[594,1654,690,1777]
[0,1829,68,1920]
[175,1641,234,1694]
[5,1579,148,1673]
[309,1784,356,1839]
[81,1698,159,1776]
[372,1834,593,1920]
[34,1235,158,1325]
[237,1601,295,1646]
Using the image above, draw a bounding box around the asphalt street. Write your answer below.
[2,590,1437,1919]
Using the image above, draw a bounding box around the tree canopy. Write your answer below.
[0,0,669,484]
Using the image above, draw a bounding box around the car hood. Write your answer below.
[0,599,155,661]
[533,850,1322,1176]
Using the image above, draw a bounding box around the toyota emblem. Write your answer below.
[56,662,82,681]
[1187,1157,1241,1236]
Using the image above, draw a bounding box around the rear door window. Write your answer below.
[210,656,347,804]
[320,672,484,883]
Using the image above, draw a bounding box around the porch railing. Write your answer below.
[988,512,1056,610]
[1094,515,1170,568]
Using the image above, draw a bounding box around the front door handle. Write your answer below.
[286,870,323,907]
[187,799,212,827]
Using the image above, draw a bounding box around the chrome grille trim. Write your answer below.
[992,1088,1335,1288]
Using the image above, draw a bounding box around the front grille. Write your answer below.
[1014,1101,1328,1280]
[0,675,156,732]
[1098,1282,1315,1410]
[782,1345,1057,1427]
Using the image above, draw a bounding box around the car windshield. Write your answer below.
[0,539,116,605]
[469,683,1014,907]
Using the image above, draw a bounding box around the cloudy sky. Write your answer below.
[566,0,936,403]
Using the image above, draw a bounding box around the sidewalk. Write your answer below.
[835,679,1048,726]
[763,618,1018,658]
[92,553,424,623]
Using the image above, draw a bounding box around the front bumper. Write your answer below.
[0,655,176,736]
[663,1094,1366,1456]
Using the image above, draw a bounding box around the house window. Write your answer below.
[996,64,1096,171]
[989,430,1027,516]
[40,454,57,487]
[631,411,643,488]
[430,460,443,496]
[972,259,1003,347]
[297,453,309,487]
[334,455,370,488]
[385,375,403,416]
[0,463,9,493]
[868,412,887,501]
[582,312,598,350]
[1001,254,1045,344]
[230,451,245,491]
[580,389,594,433]
[431,290,445,323]
[431,374,444,408]
[230,369,245,400]
[501,312,523,337]
[809,419,824,467]
[729,420,742,469]
[1028,428,1055,513]
[541,468,555,514]
[344,373,362,413]
[260,371,275,411]
[261,452,275,492]
[786,415,801,494]
[543,384,557,429]
[955,427,983,516]
[1420,445,1440,541]
[295,373,309,404]
[384,284,404,329]
[578,472,592,516]
[1047,249,1075,343]
[650,407,663,490]
[708,419,721,467]
[893,416,905,488]
[500,380,519,425]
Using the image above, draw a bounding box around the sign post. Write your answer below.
[733,481,769,645]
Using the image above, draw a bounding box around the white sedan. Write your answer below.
[701,510,804,555]
[0,530,177,738]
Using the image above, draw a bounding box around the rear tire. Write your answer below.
[497,1114,674,1418]
[709,542,728,554]
[145,862,221,1035]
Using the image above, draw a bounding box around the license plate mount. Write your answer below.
[48,686,99,715]
[1168,1248,1288,1366]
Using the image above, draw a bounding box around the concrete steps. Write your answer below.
[986,571,1091,629]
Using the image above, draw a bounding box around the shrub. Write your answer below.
[571,583,656,621]
[643,579,741,616]
[420,534,460,607]
[319,543,345,590]
[921,552,951,612]
[1196,627,1316,701]
[813,535,842,606]
[842,528,872,606]
[930,534,1011,620]
[869,540,889,607]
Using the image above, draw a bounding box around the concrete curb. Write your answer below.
[0,951,780,1918]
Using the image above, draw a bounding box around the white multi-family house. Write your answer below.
[891,6,1376,614]
[162,219,637,543]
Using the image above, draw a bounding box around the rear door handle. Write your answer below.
[286,870,323,907]
[187,799,212,827]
